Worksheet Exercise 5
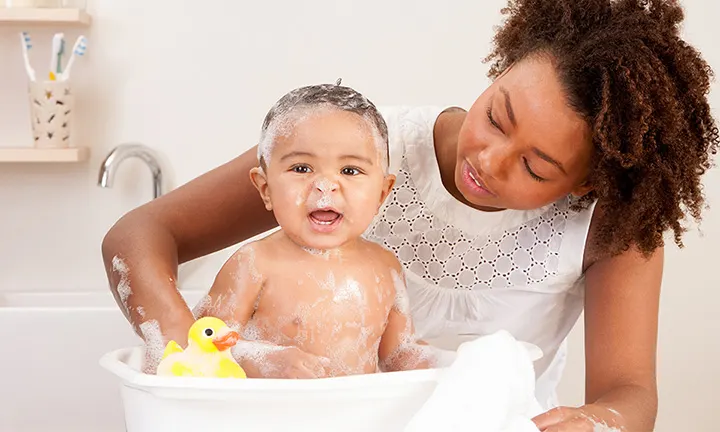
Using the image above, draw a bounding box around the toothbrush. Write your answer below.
[49,33,64,81]
[19,32,36,82]
[60,36,87,81]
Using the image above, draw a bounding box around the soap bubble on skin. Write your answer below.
[332,277,363,304]
[380,269,442,371]
[312,178,338,210]
[391,269,411,316]
[258,103,388,173]
[235,245,262,284]
[301,247,341,260]
[257,106,322,169]
[192,294,212,319]
[112,255,132,314]
[581,409,624,432]
[139,319,164,374]
[592,424,622,432]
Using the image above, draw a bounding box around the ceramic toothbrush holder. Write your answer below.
[28,80,74,149]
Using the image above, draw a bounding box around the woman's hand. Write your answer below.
[532,404,624,431]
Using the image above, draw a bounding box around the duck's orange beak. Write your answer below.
[212,330,239,351]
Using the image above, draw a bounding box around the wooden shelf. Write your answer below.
[0,8,91,26]
[0,147,89,163]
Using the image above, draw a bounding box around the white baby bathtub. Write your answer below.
[0,289,205,432]
[100,347,443,432]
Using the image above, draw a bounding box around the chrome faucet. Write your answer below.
[98,143,164,199]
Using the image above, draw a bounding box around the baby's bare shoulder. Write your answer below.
[361,240,402,272]
[225,238,272,273]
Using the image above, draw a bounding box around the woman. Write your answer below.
[102,1,718,430]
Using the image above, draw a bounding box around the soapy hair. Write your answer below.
[257,81,390,170]
[486,0,719,257]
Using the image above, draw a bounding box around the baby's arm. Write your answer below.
[198,244,262,328]
[197,243,327,378]
[377,258,439,372]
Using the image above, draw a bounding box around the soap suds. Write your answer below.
[380,269,441,371]
[192,294,212,319]
[136,306,146,318]
[593,424,621,432]
[583,409,624,432]
[606,408,622,417]
[333,278,363,304]
[391,269,411,315]
[258,106,326,168]
[301,247,341,260]
[256,84,389,171]
[140,319,164,374]
[316,193,333,209]
[112,255,132,314]
[312,178,338,210]
[311,271,337,292]
[236,245,262,283]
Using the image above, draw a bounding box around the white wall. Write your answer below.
[0,1,717,430]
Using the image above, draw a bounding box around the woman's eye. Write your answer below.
[291,165,311,174]
[342,167,361,176]
[523,158,547,182]
[486,106,502,132]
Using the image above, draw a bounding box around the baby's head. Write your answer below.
[250,83,395,251]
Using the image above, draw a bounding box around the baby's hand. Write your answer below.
[261,346,331,379]
[237,343,330,379]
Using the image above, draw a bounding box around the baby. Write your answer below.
[193,82,438,378]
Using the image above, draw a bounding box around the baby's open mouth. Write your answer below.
[308,208,343,232]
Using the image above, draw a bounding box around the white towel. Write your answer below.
[404,330,544,432]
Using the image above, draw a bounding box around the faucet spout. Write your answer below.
[98,143,164,199]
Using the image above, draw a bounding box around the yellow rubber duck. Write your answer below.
[156,316,247,378]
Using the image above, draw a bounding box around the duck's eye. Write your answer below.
[204,328,214,337]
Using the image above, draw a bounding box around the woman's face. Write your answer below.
[455,55,594,211]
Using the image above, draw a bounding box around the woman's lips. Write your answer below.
[461,161,496,198]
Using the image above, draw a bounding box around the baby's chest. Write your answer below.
[261,270,394,327]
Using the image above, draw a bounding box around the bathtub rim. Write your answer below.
[100,346,444,395]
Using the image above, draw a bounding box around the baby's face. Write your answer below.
[251,109,394,251]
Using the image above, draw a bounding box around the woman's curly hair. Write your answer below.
[486,0,719,257]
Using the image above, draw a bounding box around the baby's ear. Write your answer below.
[378,174,396,210]
[249,166,273,211]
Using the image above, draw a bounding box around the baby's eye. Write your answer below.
[291,165,311,174]
[341,167,362,176]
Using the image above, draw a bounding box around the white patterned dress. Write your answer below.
[363,106,596,409]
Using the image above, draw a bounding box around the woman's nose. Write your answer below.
[477,142,511,180]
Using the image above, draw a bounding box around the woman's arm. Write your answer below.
[101,146,278,345]
[534,244,662,431]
